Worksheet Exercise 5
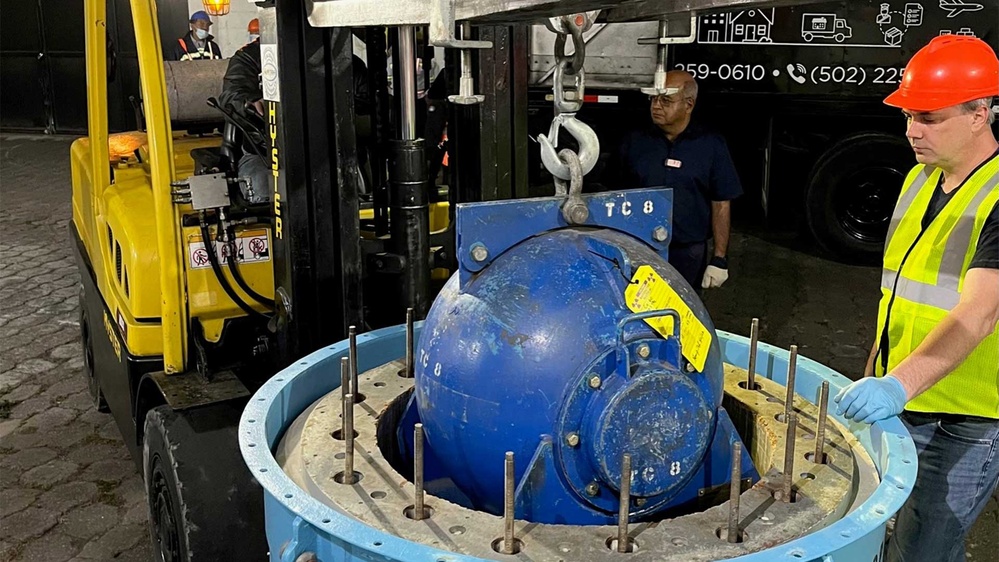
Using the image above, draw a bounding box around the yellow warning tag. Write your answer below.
[624,264,712,372]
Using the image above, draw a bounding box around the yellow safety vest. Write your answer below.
[875,156,999,418]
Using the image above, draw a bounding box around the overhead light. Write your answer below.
[202,0,230,16]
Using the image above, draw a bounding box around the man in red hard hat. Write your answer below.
[834,35,999,562]
[247,18,260,45]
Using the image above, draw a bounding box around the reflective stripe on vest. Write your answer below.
[875,156,999,418]
[178,37,218,60]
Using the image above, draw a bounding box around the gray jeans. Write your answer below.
[887,411,999,562]
[237,153,270,204]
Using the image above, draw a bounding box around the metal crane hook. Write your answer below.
[538,114,600,181]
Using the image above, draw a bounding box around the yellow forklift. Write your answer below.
[71,0,458,557]
[72,0,278,558]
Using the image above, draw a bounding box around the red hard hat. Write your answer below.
[884,35,999,112]
[248,18,260,34]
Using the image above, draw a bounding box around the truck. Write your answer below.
[801,13,853,42]
[527,0,998,262]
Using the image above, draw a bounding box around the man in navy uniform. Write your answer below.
[614,70,742,293]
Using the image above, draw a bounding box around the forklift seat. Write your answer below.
[189,122,242,175]
[189,147,226,175]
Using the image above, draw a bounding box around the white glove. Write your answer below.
[702,257,729,289]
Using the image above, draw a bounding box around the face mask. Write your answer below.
[194,28,208,40]
[248,33,260,43]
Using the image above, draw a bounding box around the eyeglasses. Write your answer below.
[649,94,686,107]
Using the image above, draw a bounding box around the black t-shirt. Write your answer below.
[921,151,999,271]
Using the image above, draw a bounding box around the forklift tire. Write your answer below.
[78,285,109,412]
[143,403,267,562]
[805,133,911,264]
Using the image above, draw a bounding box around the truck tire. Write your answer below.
[805,133,911,263]
[143,403,267,562]
[78,285,108,412]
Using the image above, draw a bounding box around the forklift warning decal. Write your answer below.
[625,265,712,373]
[187,229,271,270]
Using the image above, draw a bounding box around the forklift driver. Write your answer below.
[218,32,268,203]
[219,32,371,203]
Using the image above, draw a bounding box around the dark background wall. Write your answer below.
[1,0,191,133]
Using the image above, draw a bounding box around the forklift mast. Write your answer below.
[266,4,363,367]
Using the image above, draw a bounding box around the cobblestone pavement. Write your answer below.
[1,135,150,562]
[1,134,996,561]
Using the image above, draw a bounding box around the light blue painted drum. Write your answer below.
[240,325,916,562]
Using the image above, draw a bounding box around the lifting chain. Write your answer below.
[538,14,600,201]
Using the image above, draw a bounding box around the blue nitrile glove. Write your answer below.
[834,376,908,424]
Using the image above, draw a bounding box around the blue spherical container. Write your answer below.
[415,228,724,520]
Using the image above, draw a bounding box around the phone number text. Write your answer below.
[674,63,906,86]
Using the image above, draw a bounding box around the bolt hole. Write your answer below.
[374,381,386,387]
[322,518,331,524]
[404,505,434,520]
[775,413,787,423]
[490,537,524,555]
[875,508,886,515]
[397,368,414,378]
[670,538,686,547]
[895,484,905,490]
[449,525,466,535]
[248,443,256,448]
[773,488,797,503]
[371,491,387,499]
[802,432,815,440]
[715,526,748,543]
[335,452,345,460]
[738,381,762,391]
[790,550,805,558]
[276,378,284,382]
[800,472,816,480]
[766,396,781,403]
[248,419,256,423]
[758,512,775,523]
[902,459,912,464]
[805,451,829,464]
[284,494,293,499]
[373,542,382,547]
[558,543,572,553]
[331,429,359,441]
[604,536,639,553]
[840,531,851,538]
[351,393,367,404]
[333,471,363,485]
